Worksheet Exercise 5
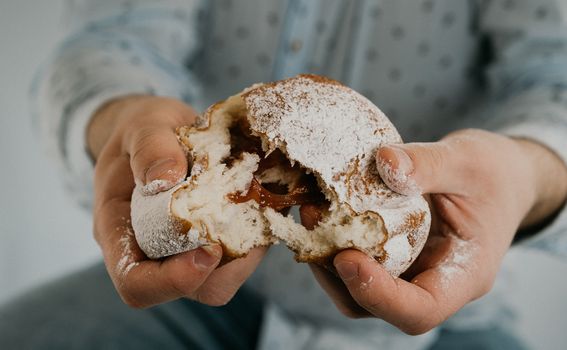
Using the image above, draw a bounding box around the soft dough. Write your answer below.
[131,74,431,276]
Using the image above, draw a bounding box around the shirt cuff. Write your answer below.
[35,31,202,208]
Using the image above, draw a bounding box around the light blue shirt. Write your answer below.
[32,1,567,349]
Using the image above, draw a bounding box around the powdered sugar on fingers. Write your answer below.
[376,157,422,196]
[436,236,478,290]
[116,221,140,278]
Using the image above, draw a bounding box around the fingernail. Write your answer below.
[387,146,413,176]
[335,261,359,281]
[143,180,175,196]
[193,246,221,270]
[145,158,178,184]
[377,146,421,195]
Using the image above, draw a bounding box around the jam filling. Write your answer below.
[228,173,325,211]
[226,119,326,211]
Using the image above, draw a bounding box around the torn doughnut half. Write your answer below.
[131,74,431,276]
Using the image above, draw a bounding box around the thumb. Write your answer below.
[128,126,188,195]
[376,141,468,195]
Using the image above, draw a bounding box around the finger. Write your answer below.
[94,196,222,308]
[127,126,188,195]
[194,247,268,306]
[309,264,371,318]
[376,138,472,196]
[333,248,481,335]
[94,152,224,308]
[94,151,136,209]
[301,205,371,318]
[122,245,222,308]
[123,100,196,194]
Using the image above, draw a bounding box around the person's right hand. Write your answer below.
[88,95,267,308]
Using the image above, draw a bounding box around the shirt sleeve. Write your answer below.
[31,0,205,208]
[478,0,567,257]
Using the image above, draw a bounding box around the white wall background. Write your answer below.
[0,1,566,349]
[0,0,100,303]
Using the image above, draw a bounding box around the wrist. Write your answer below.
[515,138,567,229]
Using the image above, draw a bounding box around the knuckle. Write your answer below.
[442,128,498,178]
[195,289,233,307]
[337,305,364,319]
[130,127,159,156]
[92,222,103,246]
[205,297,231,307]
[121,295,144,309]
[478,278,495,296]
[365,292,391,314]
[167,268,216,302]
[117,288,146,309]
[400,316,437,335]
[426,146,446,172]
[446,128,486,141]
[402,322,434,336]
[168,273,197,298]
[129,128,184,167]
[367,296,386,311]
[130,141,172,173]
[401,307,446,335]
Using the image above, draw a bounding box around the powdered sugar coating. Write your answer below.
[437,237,477,288]
[131,96,273,260]
[131,182,202,259]
[141,179,177,196]
[382,234,412,276]
[243,75,430,274]
[131,75,430,276]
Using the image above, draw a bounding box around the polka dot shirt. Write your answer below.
[32,0,567,348]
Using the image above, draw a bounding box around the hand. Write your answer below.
[302,129,567,334]
[88,95,267,308]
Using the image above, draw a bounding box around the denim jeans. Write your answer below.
[0,263,527,350]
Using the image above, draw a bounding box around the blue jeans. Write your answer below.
[0,263,527,350]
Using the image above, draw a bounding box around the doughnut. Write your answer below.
[131,74,431,276]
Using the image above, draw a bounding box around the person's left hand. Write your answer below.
[301,128,567,335]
